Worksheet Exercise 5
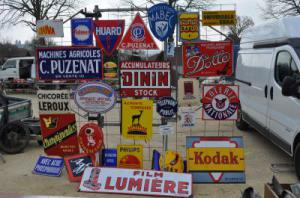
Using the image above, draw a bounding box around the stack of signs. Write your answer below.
[36,20,64,38]
[117,144,143,169]
[186,136,245,183]
[38,90,79,156]
[177,78,200,107]
[202,85,239,120]
[71,18,93,46]
[102,149,117,167]
[78,123,104,154]
[202,10,236,26]
[79,167,192,197]
[121,99,153,140]
[120,61,171,97]
[32,156,64,177]
[179,13,200,42]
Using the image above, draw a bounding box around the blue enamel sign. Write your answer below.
[148,3,178,41]
[102,148,117,167]
[71,18,93,46]
[32,155,64,177]
[156,96,178,117]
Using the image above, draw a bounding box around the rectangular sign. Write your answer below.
[183,42,233,77]
[202,10,236,26]
[120,61,171,97]
[38,90,70,114]
[179,107,196,128]
[79,167,193,197]
[179,12,199,42]
[36,47,103,80]
[71,18,93,46]
[32,156,64,177]
[117,144,143,169]
[177,78,201,107]
[102,149,117,167]
[37,20,64,37]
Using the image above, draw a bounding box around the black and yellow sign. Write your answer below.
[202,10,236,26]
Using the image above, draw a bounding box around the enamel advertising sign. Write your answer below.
[36,47,103,80]
[156,97,178,117]
[121,99,153,140]
[78,123,104,154]
[32,156,64,177]
[179,13,199,42]
[202,85,239,120]
[71,18,93,46]
[202,10,236,26]
[117,144,143,169]
[38,90,70,114]
[102,149,117,167]
[120,61,171,97]
[79,167,193,197]
[177,78,200,107]
[94,20,125,56]
[119,13,158,50]
[179,107,196,128]
[36,20,64,37]
[183,42,233,77]
[148,3,178,41]
[39,114,79,156]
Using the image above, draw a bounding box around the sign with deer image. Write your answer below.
[121,99,153,140]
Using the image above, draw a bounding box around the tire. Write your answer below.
[0,121,30,154]
[236,107,249,130]
[294,143,300,180]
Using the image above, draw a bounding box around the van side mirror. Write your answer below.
[282,76,300,98]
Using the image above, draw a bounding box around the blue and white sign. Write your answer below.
[148,3,178,41]
[156,96,178,117]
[32,155,64,177]
[71,18,93,46]
[102,148,117,167]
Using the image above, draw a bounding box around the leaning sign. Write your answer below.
[79,167,192,197]
[36,47,103,80]
[202,10,236,26]
[38,90,70,114]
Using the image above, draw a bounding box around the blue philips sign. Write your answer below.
[32,156,64,177]
[148,3,178,41]
[102,148,117,167]
[71,18,93,46]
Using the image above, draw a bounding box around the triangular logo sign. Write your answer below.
[209,172,224,183]
[119,13,158,50]
[94,20,125,56]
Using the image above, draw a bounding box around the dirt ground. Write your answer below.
[0,94,298,198]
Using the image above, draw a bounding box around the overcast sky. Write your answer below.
[0,0,264,43]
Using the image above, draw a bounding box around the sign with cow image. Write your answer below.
[202,85,239,120]
[120,61,171,97]
[38,90,70,114]
[183,41,233,77]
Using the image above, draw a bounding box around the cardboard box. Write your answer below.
[264,183,292,198]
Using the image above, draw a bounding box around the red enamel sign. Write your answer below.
[78,123,104,154]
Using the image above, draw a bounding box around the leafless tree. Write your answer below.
[226,16,254,44]
[261,0,300,19]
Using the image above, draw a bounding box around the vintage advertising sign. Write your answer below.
[102,149,117,167]
[177,78,200,107]
[179,107,196,128]
[183,42,233,77]
[179,12,199,42]
[121,99,153,140]
[202,85,239,120]
[71,18,93,46]
[64,153,95,182]
[94,20,125,56]
[32,156,64,177]
[104,61,118,79]
[148,3,178,41]
[39,114,79,156]
[79,167,193,197]
[119,13,158,50]
[156,97,178,117]
[38,90,70,114]
[120,61,171,97]
[36,20,64,37]
[36,47,103,80]
[78,123,104,154]
[202,10,236,26]
[117,144,143,169]
[159,124,174,135]
[74,82,116,114]
[186,136,245,183]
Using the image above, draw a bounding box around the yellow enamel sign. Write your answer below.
[202,10,236,26]
[179,13,199,41]
[187,147,245,171]
[121,99,153,140]
[117,144,143,169]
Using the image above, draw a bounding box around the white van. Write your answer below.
[235,16,300,179]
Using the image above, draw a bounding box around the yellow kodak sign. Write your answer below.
[202,10,236,26]
[179,12,199,41]
[187,147,245,171]
[121,99,153,140]
[117,144,143,169]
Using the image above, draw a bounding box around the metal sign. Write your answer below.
[120,61,171,97]
[36,20,64,37]
[183,41,233,77]
[119,13,158,50]
[179,107,196,128]
[102,149,117,167]
[94,20,125,56]
[36,47,103,80]
[104,61,118,79]
[156,97,178,117]
[78,123,104,154]
[148,3,178,41]
[117,144,143,169]
[179,12,199,42]
[79,167,193,197]
[177,78,201,107]
[32,156,64,177]
[159,124,174,135]
[71,18,93,46]
[202,10,236,26]
[38,90,70,114]
[74,82,116,114]
[202,85,239,120]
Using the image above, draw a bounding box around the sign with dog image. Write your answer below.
[121,99,153,140]
[39,114,79,156]
[117,144,143,169]
[38,90,70,114]
[78,123,104,154]
[202,85,239,120]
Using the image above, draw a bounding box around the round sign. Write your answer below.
[78,123,104,154]
[74,25,90,41]
[131,23,145,42]
[74,82,116,113]
[156,97,178,117]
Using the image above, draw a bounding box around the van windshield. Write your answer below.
[2,60,17,69]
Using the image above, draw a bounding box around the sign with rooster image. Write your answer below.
[202,85,239,120]
[121,99,153,140]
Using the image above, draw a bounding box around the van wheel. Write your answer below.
[294,143,300,179]
[236,108,248,130]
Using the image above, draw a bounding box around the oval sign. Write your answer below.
[156,97,178,117]
[75,82,116,113]
[78,123,104,154]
